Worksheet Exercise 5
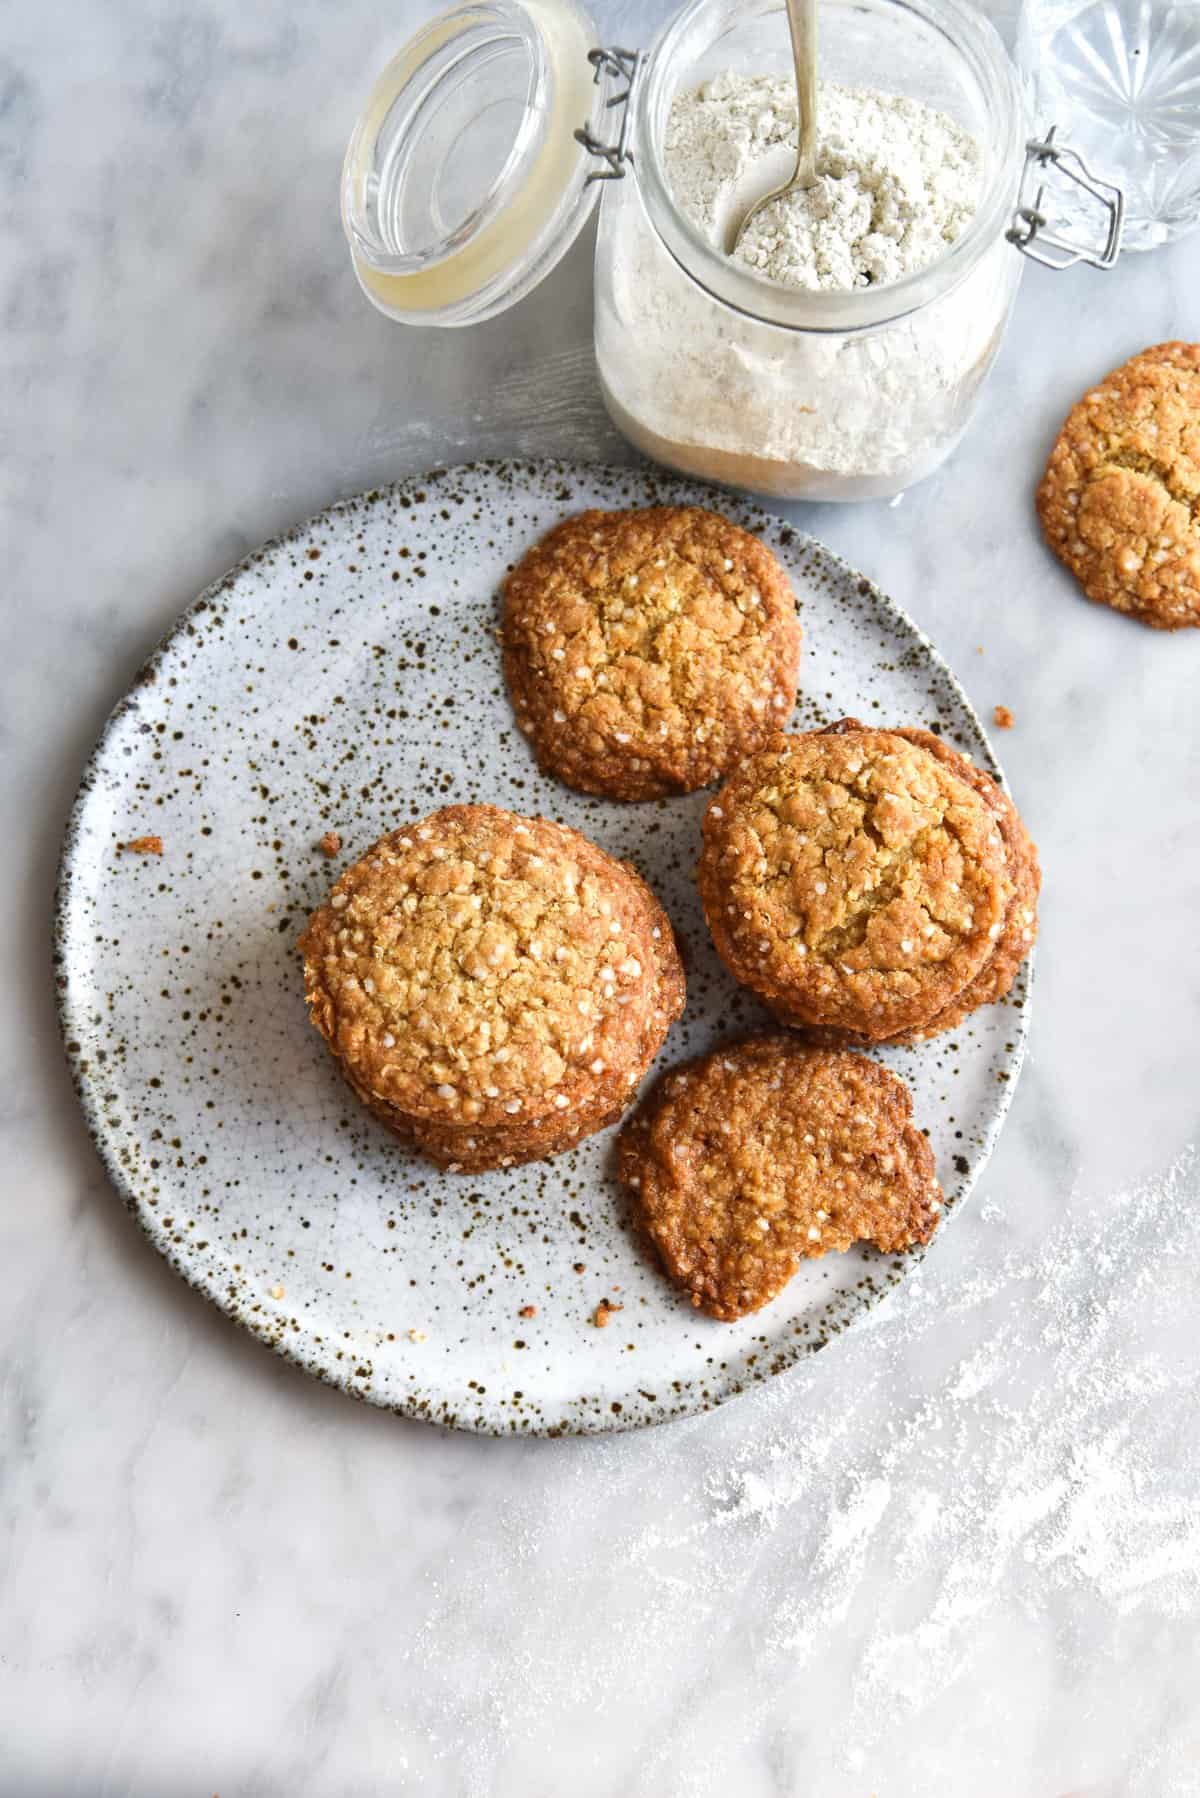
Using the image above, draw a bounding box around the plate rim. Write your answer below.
[53,458,1033,1436]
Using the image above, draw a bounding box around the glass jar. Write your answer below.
[342,0,1116,501]
[596,0,1025,500]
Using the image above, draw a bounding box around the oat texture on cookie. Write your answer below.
[502,506,801,801]
[617,1036,942,1321]
[299,805,685,1172]
[796,721,1040,1046]
[697,729,1011,1041]
[1037,345,1200,630]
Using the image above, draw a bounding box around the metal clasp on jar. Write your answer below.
[1007,127,1125,270]
[575,47,641,183]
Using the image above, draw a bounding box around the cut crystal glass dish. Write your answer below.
[1019,0,1200,250]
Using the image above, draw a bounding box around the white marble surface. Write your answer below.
[4,2,1200,1793]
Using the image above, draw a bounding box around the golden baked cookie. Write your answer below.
[354,924,684,1172]
[384,1092,629,1174]
[798,722,1040,1045]
[617,1036,942,1321]
[299,805,684,1170]
[697,729,1010,1042]
[501,506,801,801]
[1134,341,1200,375]
[888,728,1038,1040]
[1037,349,1200,629]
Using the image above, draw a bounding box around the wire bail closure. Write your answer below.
[1007,127,1125,271]
[575,47,641,183]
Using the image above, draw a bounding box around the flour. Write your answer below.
[709,1148,1200,1674]
[598,73,1014,492]
[666,75,982,292]
[393,1150,1200,1796]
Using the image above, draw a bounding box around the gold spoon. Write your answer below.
[728,0,819,253]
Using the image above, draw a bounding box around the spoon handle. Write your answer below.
[786,0,819,187]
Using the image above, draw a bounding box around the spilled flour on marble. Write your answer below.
[396,1150,1200,1795]
[713,1148,1200,1633]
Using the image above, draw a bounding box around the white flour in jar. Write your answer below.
[598,74,1014,494]
[669,75,981,291]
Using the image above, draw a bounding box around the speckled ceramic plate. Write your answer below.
[55,460,1031,1435]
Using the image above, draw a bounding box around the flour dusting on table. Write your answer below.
[705,1149,1200,1705]
[396,1150,1200,1795]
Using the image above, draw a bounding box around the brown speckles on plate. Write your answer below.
[53,460,1031,1435]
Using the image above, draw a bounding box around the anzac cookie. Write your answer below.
[1134,341,1200,375]
[358,943,684,1172]
[345,1079,630,1174]
[697,729,1010,1042]
[385,1093,630,1175]
[501,506,801,801]
[798,721,1039,1045]
[299,805,684,1171]
[1037,347,1200,629]
[617,1036,942,1322]
[886,727,1037,1040]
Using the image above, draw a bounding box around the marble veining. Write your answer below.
[3,1,1200,1792]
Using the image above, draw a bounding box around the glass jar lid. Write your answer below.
[342,0,617,326]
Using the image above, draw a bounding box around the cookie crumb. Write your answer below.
[318,830,342,857]
[993,704,1014,729]
[120,835,163,856]
[268,1284,285,1300]
[519,1304,538,1318]
[593,1299,623,1327]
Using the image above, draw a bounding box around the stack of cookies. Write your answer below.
[697,720,1039,1044]
[299,804,684,1173]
